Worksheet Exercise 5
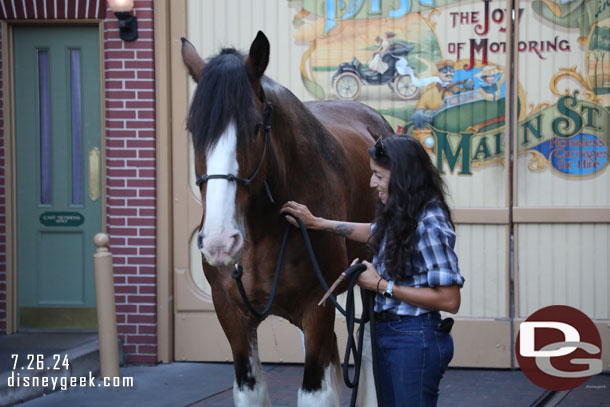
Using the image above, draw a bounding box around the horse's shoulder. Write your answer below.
[306,100,383,124]
[305,101,391,136]
[304,100,372,113]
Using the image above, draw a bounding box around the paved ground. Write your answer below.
[7,362,609,407]
[191,364,545,407]
[1,333,608,406]
[557,374,610,407]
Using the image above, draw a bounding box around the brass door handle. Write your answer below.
[89,147,100,201]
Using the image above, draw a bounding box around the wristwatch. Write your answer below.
[383,280,394,298]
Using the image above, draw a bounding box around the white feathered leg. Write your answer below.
[233,339,271,407]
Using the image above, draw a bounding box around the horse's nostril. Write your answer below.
[199,231,242,265]
[197,231,205,250]
[227,232,244,257]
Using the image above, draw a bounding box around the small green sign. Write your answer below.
[40,212,85,227]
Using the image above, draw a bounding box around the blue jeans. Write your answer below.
[375,312,453,407]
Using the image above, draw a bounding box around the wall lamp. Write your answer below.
[108,0,138,41]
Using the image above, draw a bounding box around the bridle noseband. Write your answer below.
[195,88,275,204]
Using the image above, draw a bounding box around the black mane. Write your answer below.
[187,48,260,156]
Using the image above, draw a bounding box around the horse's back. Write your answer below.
[304,100,393,145]
[304,100,393,192]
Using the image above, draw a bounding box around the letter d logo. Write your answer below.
[519,322,579,357]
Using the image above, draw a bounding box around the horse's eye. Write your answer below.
[254,124,262,134]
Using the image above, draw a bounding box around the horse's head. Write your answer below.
[182,32,271,267]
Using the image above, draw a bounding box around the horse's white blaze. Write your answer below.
[297,363,341,407]
[200,121,243,265]
[203,121,238,234]
[233,341,270,407]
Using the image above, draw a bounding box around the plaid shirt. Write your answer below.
[372,200,465,316]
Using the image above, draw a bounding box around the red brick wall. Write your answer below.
[0,1,157,362]
[104,0,157,364]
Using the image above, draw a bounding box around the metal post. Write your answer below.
[93,233,120,378]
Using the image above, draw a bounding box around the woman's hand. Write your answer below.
[280,201,321,230]
[353,259,381,293]
[281,202,372,242]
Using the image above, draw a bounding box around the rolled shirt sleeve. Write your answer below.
[417,210,465,288]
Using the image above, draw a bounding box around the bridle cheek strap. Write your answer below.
[195,129,268,188]
[195,90,275,204]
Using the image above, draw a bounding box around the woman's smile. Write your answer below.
[370,158,391,204]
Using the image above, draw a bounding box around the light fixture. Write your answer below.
[108,0,138,41]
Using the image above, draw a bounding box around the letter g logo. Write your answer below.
[516,306,603,391]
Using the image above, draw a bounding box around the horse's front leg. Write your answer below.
[232,334,270,407]
[298,301,342,407]
[213,291,271,406]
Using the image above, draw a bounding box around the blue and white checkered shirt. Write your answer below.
[372,200,465,315]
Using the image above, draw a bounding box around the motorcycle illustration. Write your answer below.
[332,40,421,101]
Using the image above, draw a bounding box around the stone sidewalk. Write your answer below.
[2,333,608,407]
[9,362,610,407]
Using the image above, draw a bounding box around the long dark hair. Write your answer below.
[367,135,453,281]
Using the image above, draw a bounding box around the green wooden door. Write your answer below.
[14,26,102,329]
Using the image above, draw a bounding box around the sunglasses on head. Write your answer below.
[439,66,455,74]
[374,138,387,158]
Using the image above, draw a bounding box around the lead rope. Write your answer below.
[231,214,382,406]
[341,264,382,407]
[231,223,289,318]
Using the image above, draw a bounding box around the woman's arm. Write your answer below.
[356,260,461,314]
[280,201,371,243]
[316,218,372,243]
[383,280,460,314]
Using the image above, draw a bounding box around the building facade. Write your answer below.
[1,0,608,368]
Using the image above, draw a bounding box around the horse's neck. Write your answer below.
[266,90,337,200]
[241,82,347,241]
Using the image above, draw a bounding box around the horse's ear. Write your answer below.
[246,31,270,80]
[181,37,206,83]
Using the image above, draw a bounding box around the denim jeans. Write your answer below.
[375,312,453,407]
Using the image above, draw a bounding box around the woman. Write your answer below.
[281,135,464,407]
[369,32,393,74]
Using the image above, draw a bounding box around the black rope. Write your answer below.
[231,223,290,318]
[342,266,367,393]
[337,264,382,406]
[369,296,382,406]
[231,214,382,406]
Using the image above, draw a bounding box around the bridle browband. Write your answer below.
[195,87,275,204]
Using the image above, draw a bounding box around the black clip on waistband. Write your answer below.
[436,317,454,333]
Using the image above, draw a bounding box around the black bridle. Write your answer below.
[195,88,275,204]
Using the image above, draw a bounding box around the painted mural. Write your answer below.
[290,0,609,177]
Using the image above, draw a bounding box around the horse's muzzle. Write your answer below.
[198,229,244,267]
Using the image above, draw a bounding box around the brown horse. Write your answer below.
[181,31,393,406]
